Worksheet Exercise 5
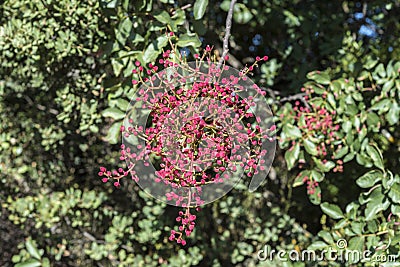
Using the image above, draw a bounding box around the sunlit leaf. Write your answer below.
[194,0,208,20]
[321,202,344,219]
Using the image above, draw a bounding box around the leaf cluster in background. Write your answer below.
[1,0,399,266]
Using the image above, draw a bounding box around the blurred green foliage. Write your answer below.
[1,0,399,266]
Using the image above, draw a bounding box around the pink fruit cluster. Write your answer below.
[280,83,345,199]
[293,101,341,160]
[305,178,319,195]
[169,208,199,246]
[99,35,271,245]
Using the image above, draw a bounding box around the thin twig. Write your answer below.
[260,86,280,100]
[214,43,243,69]
[24,95,59,115]
[172,4,192,15]
[279,93,311,109]
[83,231,101,242]
[217,0,236,69]
[279,93,307,102]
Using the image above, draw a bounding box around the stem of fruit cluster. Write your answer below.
[217,0,237,69]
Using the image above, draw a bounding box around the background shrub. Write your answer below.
[1,0,399,266]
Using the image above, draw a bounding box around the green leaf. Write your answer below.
[114,99,130,111]
[365,144,384,170]
[176,33,201,48]
[131,34,145,45]
[284,142,300,170]
[350,221,364,235]
[170,9,186,31]
[346,202,360,221]
[321,202,344,219]
[309,183,321,205]
[311,170,324,182]
[330,80,342,92]
[307,71,330,85]
[26,240,41,260]
[307,241,328,250]
[309,84,325,95]
[366,112,380,129]
[303,138,318,155]
[352,92,363,101]
[116,18,132,45]
[371,98,390,112]
[293,170,310,187]
[283,10,300,26]
[391,204,400,216]
[348,236,365,252]
[143,35,169,63]
[364,187,390,220]
[102,107,125,120]
[364,58,378,70]
[220,0,230,11]
[356,170,383,188]
[220,0,253,24]
[106,122,122,144]
[133,0,146,10]
[388,183,400,204]
[318,230,334,244]
[382,79,394,93]
[342,120,352,133]
[334,145,348,159]
[312,157,335,172]
[356,152,373,167]
[382,171,395,190]
[114,50,140,60]
[154,10,172,25]
[386,100,399,126]
[386,60,396,76]
[193,0,208,20]
[334,218,349,229]
[366,220,378,233]
[346,202,360,214]
[111,58,125,77]
[375,63,386,77]
[344,103,359,116]
[352,116,360,131]
[232,3,254,24]
[283,124,302,138]
[15,259,42,267]
[102,0,118,8]
[326,92,336,109]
